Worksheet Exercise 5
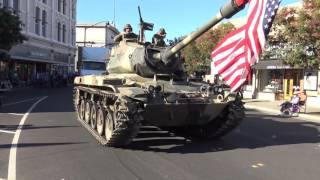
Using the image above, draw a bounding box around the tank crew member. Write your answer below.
[114,24,138,43]
[152,28,167,47]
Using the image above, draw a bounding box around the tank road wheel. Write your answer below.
[104,97,141,147]
[96,105,106,136]
[79,100,86,121]
[105,109,114,141]
[84,101,92,124]
[91,103,98,128]
[90,102,98,129]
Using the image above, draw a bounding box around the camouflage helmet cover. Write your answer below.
[123,24,132,31]
[159,28,166,34]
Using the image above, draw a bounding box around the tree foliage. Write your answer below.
[267,0,320,69]
[182,23,236,75]
[0,8,26,50]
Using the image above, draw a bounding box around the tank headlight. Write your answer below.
[200,85,207,92]
[148,85,155,93]
[155,85,162,92]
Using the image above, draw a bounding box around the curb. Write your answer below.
[245,104,320,123]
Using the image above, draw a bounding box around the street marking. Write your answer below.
[2,97,42,107]
[7,96,48,180]
[0,113,23,116]
[8,113,24,116]
[0,130,16,134]
[251,163,265,169]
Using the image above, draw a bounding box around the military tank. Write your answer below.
[74,0,247,147]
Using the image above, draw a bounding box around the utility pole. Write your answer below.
[105,22,109,48]
[84,27,87,47]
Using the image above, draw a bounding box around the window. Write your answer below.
[62,0,66,14]
[42,10,47,37]
[58,0,62,12]
[3,0,9,8]
[13,0,19,13]
[62,24,66,43]
[35,7,41,35]
[58,22,61,41]
[71,27,75,45]
[71,0,75,19]
[42,0,47,4]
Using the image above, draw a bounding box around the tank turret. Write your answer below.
[107,0,247,77]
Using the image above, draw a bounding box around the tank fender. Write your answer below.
[117,87,146,99]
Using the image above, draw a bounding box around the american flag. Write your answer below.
[211,0,281,92]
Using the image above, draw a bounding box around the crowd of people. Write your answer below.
[0,71,75,89]
[30,72,75,88]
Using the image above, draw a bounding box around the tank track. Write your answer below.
[73,86,142,147]
[179,101,245,140]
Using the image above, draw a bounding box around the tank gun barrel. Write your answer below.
[159,0,247,61]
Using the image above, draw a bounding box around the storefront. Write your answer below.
[7,44,74,86]
[252,60,304,101]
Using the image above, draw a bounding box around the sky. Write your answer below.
[77,0,301,41]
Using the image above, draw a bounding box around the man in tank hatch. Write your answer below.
[114,24,138,43]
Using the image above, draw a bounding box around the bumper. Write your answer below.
[142,102,228,127]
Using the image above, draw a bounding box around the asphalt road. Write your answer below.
[0,87,320,180]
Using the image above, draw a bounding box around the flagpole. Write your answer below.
[113,0,116,26]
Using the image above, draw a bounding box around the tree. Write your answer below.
[182,23,236,75]
[267,0,320,69]
[0,8,26,51]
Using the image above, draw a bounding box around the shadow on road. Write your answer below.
[0,124,79,131]
[0,142,86,149]
[126,113,320,153]
[0,87,75,114]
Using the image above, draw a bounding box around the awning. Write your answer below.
[252,60,301,70]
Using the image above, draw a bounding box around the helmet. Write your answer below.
[123,24,132,31]
[159,28,166,34]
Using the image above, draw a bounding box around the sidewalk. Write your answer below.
[244,99,320,123]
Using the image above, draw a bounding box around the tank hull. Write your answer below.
[73,74,245,147]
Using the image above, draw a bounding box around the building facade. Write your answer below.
[76,23,119,48]
[0,0,77,85]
